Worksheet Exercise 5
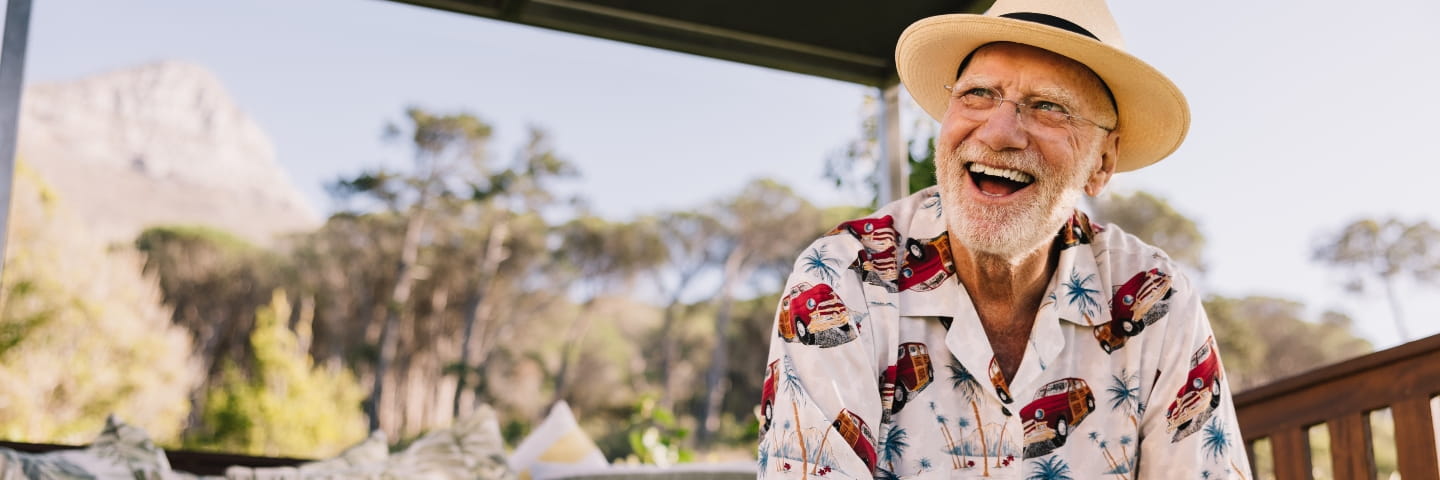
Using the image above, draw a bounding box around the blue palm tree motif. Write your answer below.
[757,439,770,472]
[1118,435,1135,471]
[875,468,901,480]
[1202,417,1231,460]
[948,360,982,400]
[881,425,909,471]
[1107,368,1142,431]
[1027,455,1074,480]
[917,457,934,472]
[1107,369,1140,411]
[1063,269,1101,323]
[801,246,841,285]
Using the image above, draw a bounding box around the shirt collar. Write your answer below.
[899,209,1106,328]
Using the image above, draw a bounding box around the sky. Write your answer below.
[18,0,1440,350]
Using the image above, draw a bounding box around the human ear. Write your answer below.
[1084,132,1120,197]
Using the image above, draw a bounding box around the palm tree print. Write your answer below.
[917,457,933,472]
[880,425,909,472]
[929,401,960,469]
[780,356,810,479]
[1202,417,1248,480]
[1087,432,1127,479]
[948,360,989,476]
[1107,369,1141,430]
[1063,269,1101,325]
[1027,455,1074,480]
[801,246,840,285]
[1117,436,1134,473]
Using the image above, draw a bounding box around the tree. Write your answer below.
[1088,191,1207,272]
[648,210,725,411]
[551,215,665,406]
[1204,295,1371,390]
[696,178,824,444]
[186,291,367,457]
[0,163,198,443]
[330,107,493,432]
[822,94,939,208]
[449,127,576,418]
[1312,217,1440,341]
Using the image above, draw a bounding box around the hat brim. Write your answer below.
[895,14,1190,172]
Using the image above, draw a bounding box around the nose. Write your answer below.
[972,100,1029,152]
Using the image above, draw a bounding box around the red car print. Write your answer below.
[1167,336,1224,440]
[1058,210,1099,249]
[776,282,856,348]
[989,357,1014,405]
[829,215,897,253]
[760,359,779,434]
[833,409,877,474]
[889,342,933,413]
[1094,268,1175,353]
[897,233,955,292]
[1021,377,1095,457]
[852,247,899,288]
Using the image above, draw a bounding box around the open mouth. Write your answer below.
[967,162,1035,197]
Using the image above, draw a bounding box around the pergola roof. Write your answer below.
[387,0,993,86]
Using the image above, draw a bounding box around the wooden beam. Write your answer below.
[1237,333,1440,439]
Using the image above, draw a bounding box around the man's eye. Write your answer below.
[965,88,996,98]
[1030,101,1068,113]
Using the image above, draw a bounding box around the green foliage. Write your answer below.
[1088,191,1207,272]
[608,394,694,466]
[1203,295,1372,390]
[0,161,197,444]
[185,291,367,457]
[1312,217,1440,340]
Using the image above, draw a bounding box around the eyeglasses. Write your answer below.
[942,84,1115,132]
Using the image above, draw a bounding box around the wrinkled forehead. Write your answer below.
[957,42,1116,115]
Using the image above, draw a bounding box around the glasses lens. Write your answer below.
[1028,109,1071,129]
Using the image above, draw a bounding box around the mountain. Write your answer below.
[17,60,319,246]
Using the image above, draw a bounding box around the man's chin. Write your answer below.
[949,215,1052,263]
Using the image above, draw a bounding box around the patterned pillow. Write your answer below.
[0,415,180,479]
[224,430,388,479]
[507,402,607,480]
[382,404,515,480]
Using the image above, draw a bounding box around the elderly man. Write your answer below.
[757,0,1249,478]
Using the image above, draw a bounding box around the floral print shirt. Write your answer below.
[757,187,1251,480]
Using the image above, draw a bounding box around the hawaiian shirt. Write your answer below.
[757,187,1251,479]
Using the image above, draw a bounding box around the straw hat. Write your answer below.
[895,0,1190,171]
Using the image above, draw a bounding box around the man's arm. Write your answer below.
[1136,271,1252,479]
[757,235,887,480]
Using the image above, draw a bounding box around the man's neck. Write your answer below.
[950,240,1057,321]
[948,234,1059,383]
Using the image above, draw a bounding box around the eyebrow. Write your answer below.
[953,76,1087,110]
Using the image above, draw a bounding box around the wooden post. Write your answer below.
[1393,395,1440,480]
[1270,428,1313,480]
[877,82,906,203]
[0,0,33,279]
[1327,413,1375,480]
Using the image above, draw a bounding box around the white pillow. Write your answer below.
[507,401,607,480]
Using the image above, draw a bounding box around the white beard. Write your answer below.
[937,141,1092,263]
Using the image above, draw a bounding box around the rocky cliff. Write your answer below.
[18,61,319,245]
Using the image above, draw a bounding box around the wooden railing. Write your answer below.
[1234,333,1440,480]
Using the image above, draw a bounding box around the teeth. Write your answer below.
[968,163,1034,184]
